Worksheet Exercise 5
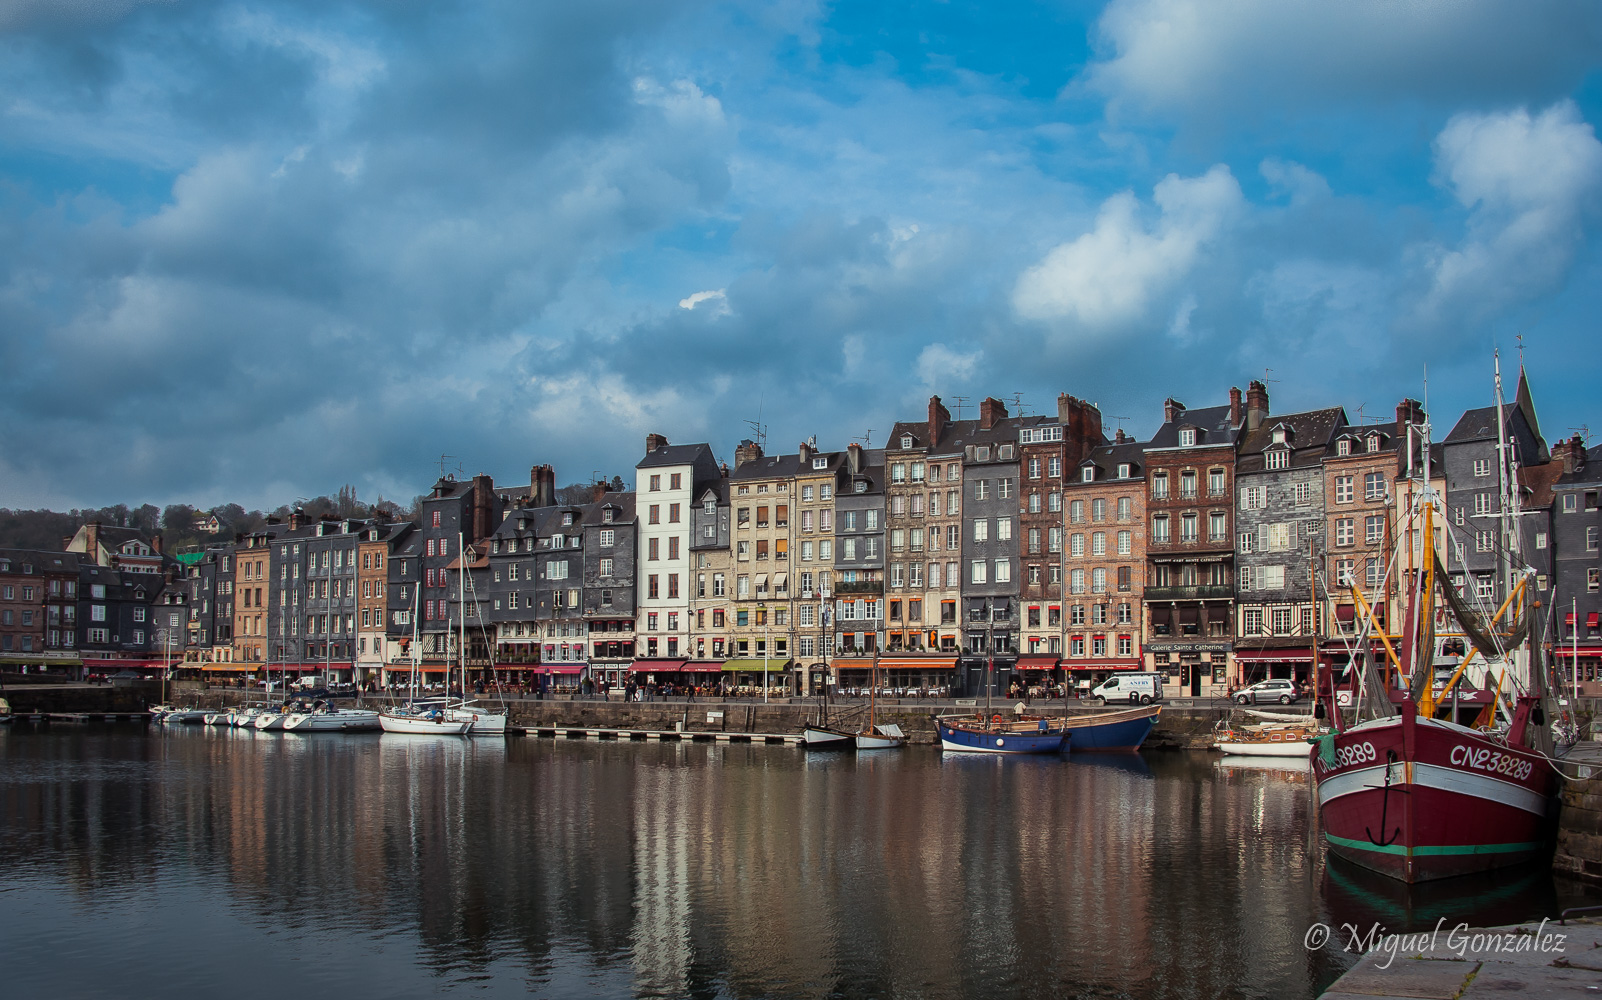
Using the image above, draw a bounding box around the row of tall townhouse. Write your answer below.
[7,365,1600,700]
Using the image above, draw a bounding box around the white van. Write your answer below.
[1090,672,1163,705]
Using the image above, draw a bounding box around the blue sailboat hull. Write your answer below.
[936,718,1069,754]
[1061,706,1160,752]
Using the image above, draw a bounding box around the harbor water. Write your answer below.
[1,727,1596,999]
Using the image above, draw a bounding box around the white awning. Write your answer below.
[774,572,787,591]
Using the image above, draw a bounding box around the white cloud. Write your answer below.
[915,343,980,390]
[1013,165,1243,331]
[1419,101,1602,320]
[1086,0,1602,118]
[678,288,729,313]
[1259,158,1330,206]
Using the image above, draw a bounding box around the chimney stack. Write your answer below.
[1057,394,1104,463]
[720,462,730,478]
[1245,380,1270,432]
[1115,428,1128,444]
[471,473,495,541]
[591,481,610,503]
[528,465,556,508]
[847,441,863,475]
[735,439,764,470]
[927,395,950,448]
[151,534,163,555]
[288,509,306,531]
[1556,433,1586,475]
[85,521,101,558]
[799,440,812,465]
[979,396,1008,430]
[1229,386,1243,427]
[1164,398,1185,424]
[645,433,668,454]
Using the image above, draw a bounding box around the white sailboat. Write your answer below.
[441,531,508,737]
[854,649,906,750]
[381,579,471,735]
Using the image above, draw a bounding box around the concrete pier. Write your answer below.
[1320,917,1602,998]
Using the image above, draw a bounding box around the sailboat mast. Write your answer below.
[459,531,467,700]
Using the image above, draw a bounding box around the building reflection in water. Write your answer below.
[2,728,1596,1000]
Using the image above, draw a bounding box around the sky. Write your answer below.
[2,0,1601,512]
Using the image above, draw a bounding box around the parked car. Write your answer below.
[1235,679,1301,705]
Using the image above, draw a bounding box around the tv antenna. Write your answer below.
[1108,415,1131,435]
[952,396,971,420]
[437,454,456,477]
[1009,392,1028,416]
[854,429,875,447]
[743,417,768,452]
[1263,368,1281,387]
[1570,425,1591,444]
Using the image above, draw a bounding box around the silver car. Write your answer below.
[1235,678,1301,705]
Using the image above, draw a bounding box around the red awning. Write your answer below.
[1555,646,1602,658]
[878,657,958,670]
[1589,613,1600,628]
[630,659,688,673]
[537,664,586,675]
[1234,650,1314,662]
[1567,613,1577,626]
[1065,659,1143,671]
[682,661,725,673]
[1015,655,1061,670]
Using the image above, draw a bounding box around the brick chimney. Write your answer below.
[799,440,812,465]
[1245,380,1270,432]
[979,396,1008,430]
[1164,398,1185,424]
[927,395,950,447]
[1229,386,1242,427]
[151,533,163,555]
[591,481,610,503]
[645,433,668,454]
[847,441,863,475]
[85,521,100,558]
[1555,433,1586,475]
[471,473,495,542]
[1114,428,1128,444]
[288,508,306,531]
[530,465,556,508]
[1057,394,1104,464]
[719,462,730,478]
[735,439,763,469]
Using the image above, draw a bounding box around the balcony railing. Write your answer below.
[1144,585,1233,600]
[834,579,883,595]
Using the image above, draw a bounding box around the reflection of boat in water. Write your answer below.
[1321,853,1561,935]
[1215,754,1311,778]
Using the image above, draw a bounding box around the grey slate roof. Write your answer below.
[1146,403,1239,449]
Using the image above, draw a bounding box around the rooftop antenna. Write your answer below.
[854,429,875,447]
[437,454,456,477]
[1570,426,1591,444]
[743,417,768,452]
[952,396,971,420]
[1108,415,1131,436]
[1009,392,1027,416]
[1263,367,1281,388]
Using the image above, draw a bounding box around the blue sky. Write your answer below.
[2,0,1600,510]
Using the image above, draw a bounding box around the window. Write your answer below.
[1335,518,1354,546]
[1117,530,1132,556]
[994,559,1011,583]
[1070,569,1084,594]
[1476,530,1493,552]
[1365,558,1383,589]
[1365,515,1385,544]
[1589,527,1599,552]
[1116,497,1130,521]
[1151,515,1170,543]
[1180,514,1198,543]
[1091,531,1105,556]
[1070,500,1085,523]
[599,557,614,577]
[1243,608,1263,635]
[1117,566,1131,592]
[1091,498,1107,522]
[973,520,989,542]
[1239,486,1264,511]
[971,560,987,584]
[1180,428,1196,447]
[432,511,441,528]
[1151,473,1168,500]
[1292,482,1311,505]
[1048,527,1062,553]
[1209,512,1227,541]
[1335,476,1354,504]
[1048,492,1062,513]
[1364,473,1386,501]
[1070,533,1084,557]
[1091,567,1105,592]
[1473,492,1493,516]
[1335,558,1355,586]
[1473,458,1491,477]
[1265,450,1289,470]
[996,518,1012,542]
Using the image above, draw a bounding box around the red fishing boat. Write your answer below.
[1313,356,1563,883]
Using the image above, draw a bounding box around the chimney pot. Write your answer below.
[1164,398,1184,424]
[1245,380,1270,432]
[645,433,668,454]
[979,396,1008,430]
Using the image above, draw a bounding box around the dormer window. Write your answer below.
[1117,463,1131,479]
[1180,428,1196,447]
[976,446,990,462]
[998,444,1015,460]
[702,498,715,514]
[1271,428,1287,445]
[901,435,913,449]
[854,480,867,493]
[562,513,574,526]
[813,456,827,469]
[1337,439,1351,457]
[1366,434,1380,453]
[1082,467,1095,483]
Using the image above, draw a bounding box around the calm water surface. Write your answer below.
[1,727,1594,999]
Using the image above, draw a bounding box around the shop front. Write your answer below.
[721,657,794,697]
[1232,647,1315,687]
[1145,641,1230,697]
[875,656,958,698]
